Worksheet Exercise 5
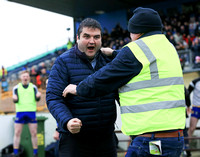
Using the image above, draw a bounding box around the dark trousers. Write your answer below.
[59,132,117,157]
[126,134,184,157]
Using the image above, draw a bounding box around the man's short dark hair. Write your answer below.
[77,18,102,38]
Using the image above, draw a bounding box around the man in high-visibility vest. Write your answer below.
[63,7,186,157]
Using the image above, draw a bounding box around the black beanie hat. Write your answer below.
[128,7,163,34]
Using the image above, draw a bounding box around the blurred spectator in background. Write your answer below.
[37,62,46,75]
[102,28,111,47]
[187,77,200,152]
[183,87,192,157]
[173,31,185,50]
[110,28,117,40]
[114,23,123,39]
[193,56,200,69]
[36,75,41,89]
[54,48,66,57]
[67,38,73,50]
[30,65,38,85]
[22,62,29,71]
[183,34,193,49]
[35,62,50,89]
[0,66,7,80]
[195,22,200,35]
[1,77,9,93]
[49,60,55,71]
[191,38,200,67]
[40,68,49,90]
[189,16,197,36]
[168,34,177,47]
[12,70,41,157]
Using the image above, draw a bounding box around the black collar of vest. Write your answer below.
[139,31,162,39]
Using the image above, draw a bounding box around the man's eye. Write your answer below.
[94,36,100,39]
[84,35,90,38]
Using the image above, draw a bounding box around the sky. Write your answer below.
[0,0,74,68]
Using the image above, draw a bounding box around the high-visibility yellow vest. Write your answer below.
[0,69,7,78]
[15,83,37,112]
[119,34,186,136]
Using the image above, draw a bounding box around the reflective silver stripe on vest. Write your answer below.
[120,100,185,114]
[119,77,184,93]
[135,39,159,80]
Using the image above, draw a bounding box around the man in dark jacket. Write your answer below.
[46,18,118,157]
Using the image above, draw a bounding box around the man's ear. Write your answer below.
[76,35,80,44]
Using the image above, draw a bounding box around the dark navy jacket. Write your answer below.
[46,45,118,137]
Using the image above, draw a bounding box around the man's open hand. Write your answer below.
[101,47,114,56]
[62,84,77,97]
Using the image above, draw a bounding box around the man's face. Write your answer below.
[77,27,102,59]
[20,72,30,85]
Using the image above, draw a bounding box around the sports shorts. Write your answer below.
[191,106,200,119]
[15,112,37,124]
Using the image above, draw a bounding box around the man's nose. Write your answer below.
[89,37,95,43]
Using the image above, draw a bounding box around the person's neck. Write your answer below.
[87,51,99,62]
[140,31,162,38]
[88,57,95,62]
[22,82,29,86]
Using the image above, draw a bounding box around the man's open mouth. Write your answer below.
[87,46,95,50]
